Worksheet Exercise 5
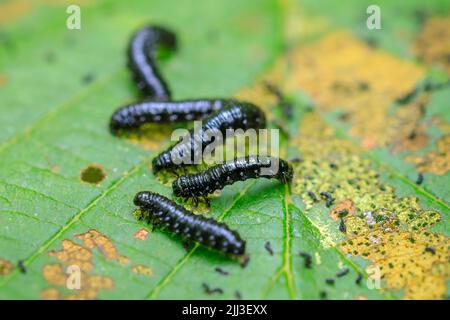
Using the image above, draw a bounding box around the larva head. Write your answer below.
[151,153,171,174]
[233,240,246,256]
[219,229,246,256]
[172,176,191,198]
[226,235,246,256]
[109,105,138,135]
[133,191,155,208]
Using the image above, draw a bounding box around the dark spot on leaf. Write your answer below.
[82,73,95,85]
[44,51,57,64]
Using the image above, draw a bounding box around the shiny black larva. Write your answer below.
[128,25,177,101]
[133,191,246,256]
[172,156,293,203]
[151,101,266,173]
[109,99,231,134]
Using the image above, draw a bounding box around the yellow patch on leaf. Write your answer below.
[0,0,93,26]
[0,258,13,275]
[132,264,154,277]
[292,113,448,299]
[0,74,7,87]
[414,17,450,74]
[341,230,449,300]
[44,238,114,300]
[75,229,129,265]
[234,58,288,117]
[48,239,93,272]
[134,228,149,241]
[43,230,131,299]
[125,123,174,151]
[388,92,430,154]
[0,0,30,25]
[405,135,450,175]
[284,32,424,149]
[330,199,355,221]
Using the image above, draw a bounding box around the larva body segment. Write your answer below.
[128,25,177,101]
[172,156,293,200]
[133,191,245,256]
[151,101,266,173]
[109,99,231,134]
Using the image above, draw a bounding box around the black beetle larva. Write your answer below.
[152,101,266,173]
[109,99,232,134]
[172,156,293,203]
[128,25,177,101]
[133,191,246,257]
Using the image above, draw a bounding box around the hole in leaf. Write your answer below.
[80,164,106,184]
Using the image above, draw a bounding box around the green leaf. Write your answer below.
[0,0,448,300]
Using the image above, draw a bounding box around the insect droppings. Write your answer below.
[264,241,274,256]
[299,251,312,269]
[307,191,318,202]
[355,273,363,285]
[325,278,335,285]
[215,267,229,276]
[336,267,350,278]
[240,255,250,268]
[339,219,347,234]
[18,260,26,274]
[416,173,424,185]
[320,191,335,207]
[235,290,242,300]
[425,246,436,255]
[337,209,349,218]
[202,283,223,295]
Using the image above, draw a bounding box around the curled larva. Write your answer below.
[109,99,232,134]
[173,156,293,202]
[151,101,266,173]
[133,191,245,256]
[128,25,177,101]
